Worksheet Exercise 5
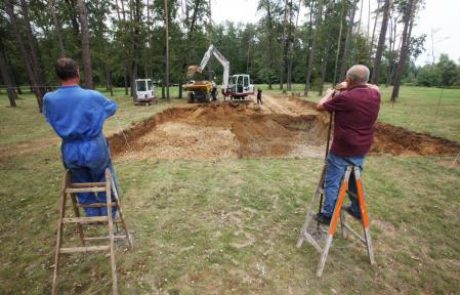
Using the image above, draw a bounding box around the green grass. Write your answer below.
[0,85,459,294]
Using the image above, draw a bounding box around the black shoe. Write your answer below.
[343,206,362,220]
[315,213,331,225]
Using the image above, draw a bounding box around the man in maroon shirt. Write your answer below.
[315,64,380,225]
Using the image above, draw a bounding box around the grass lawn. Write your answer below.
[0,86,459,294]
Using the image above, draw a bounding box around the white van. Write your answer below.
[135,79,156,105]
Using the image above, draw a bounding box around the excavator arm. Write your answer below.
[194,44,230,92]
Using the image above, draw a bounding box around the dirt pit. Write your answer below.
[109,95,460,160]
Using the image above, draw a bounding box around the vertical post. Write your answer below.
[164,0,170,101]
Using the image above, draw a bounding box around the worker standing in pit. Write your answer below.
[315,64,380,225]
[256,88,263,105]
[43,57,118,217]
[211,80,217,101]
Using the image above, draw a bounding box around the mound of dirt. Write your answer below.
[109,96,460,160]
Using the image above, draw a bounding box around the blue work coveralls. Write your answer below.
[43,85,118,217]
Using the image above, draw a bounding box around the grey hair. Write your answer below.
[346,65,370,84]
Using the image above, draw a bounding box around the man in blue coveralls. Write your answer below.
[44,57,118,217]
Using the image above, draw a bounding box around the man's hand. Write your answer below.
[366,83,380,93]
[316,88,335,111]
[334,81,348,90]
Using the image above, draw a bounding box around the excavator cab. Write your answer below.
[228,74,254,99]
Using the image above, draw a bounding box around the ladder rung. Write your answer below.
[84,235,127,241]
[59,245,110,254]
[63,216,109,224]
[70,182,106,188]
[342,223,367,244]
[66,187,107,193]
[77,203,118,208]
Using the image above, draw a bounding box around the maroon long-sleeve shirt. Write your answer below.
[323,85,381,157]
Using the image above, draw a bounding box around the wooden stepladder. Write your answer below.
[297,165,375,277]
[52,168,132,295]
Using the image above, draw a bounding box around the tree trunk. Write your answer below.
[124,67,129,95]
[20,0,46,95]
[332,0,346,85]
[339,0,358,82]
[0,45,17,107]
[77,0,93,89]
[303,0,314,96]
[372,0,391,84]
[5,0,43,111]
[65,0,80,36]
[164,0,170,100]
[286,0,294,91]
[105,66,113,96]
[368,0,382,60]
[386,15,397,87]
[304,1,323,96]
[48,0,65,56]
[318,3,334,96]
[281,0,289,91]
[390,0,417,102]
[266,1,275,90]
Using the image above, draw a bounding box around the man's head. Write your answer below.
[346,65,370,86]
[55,57,79,82]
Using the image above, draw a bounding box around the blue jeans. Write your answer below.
[321,152,365,218]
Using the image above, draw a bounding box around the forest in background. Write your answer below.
[1,0,460,110]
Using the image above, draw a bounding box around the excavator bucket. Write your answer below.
[187,65,201,78]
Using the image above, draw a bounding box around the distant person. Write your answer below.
[211,80,217,101]
[315,64,381,225]
[256,88,263,105]
[43,57,118,217]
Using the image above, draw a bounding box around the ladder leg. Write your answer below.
[316,167,351,276]
[52,172,70,295]
[316,235,333,277]
[297,165,326,248]
[106,169,119,295]
[355,168,375,265]
[70,193,86,246]
[111,176,132,249]
[340,209,348,239]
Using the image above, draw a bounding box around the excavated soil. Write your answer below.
[109,95,460,160]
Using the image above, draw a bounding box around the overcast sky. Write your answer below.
[211,0,460,65]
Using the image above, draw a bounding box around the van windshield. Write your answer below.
[136,81,146,91]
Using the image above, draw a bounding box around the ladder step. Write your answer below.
[84,235,127,241]
[63,216,109,224]
[77,203,118,208]
[66,187,107,193]
[59,245,110,254]
[70,182,106,188]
